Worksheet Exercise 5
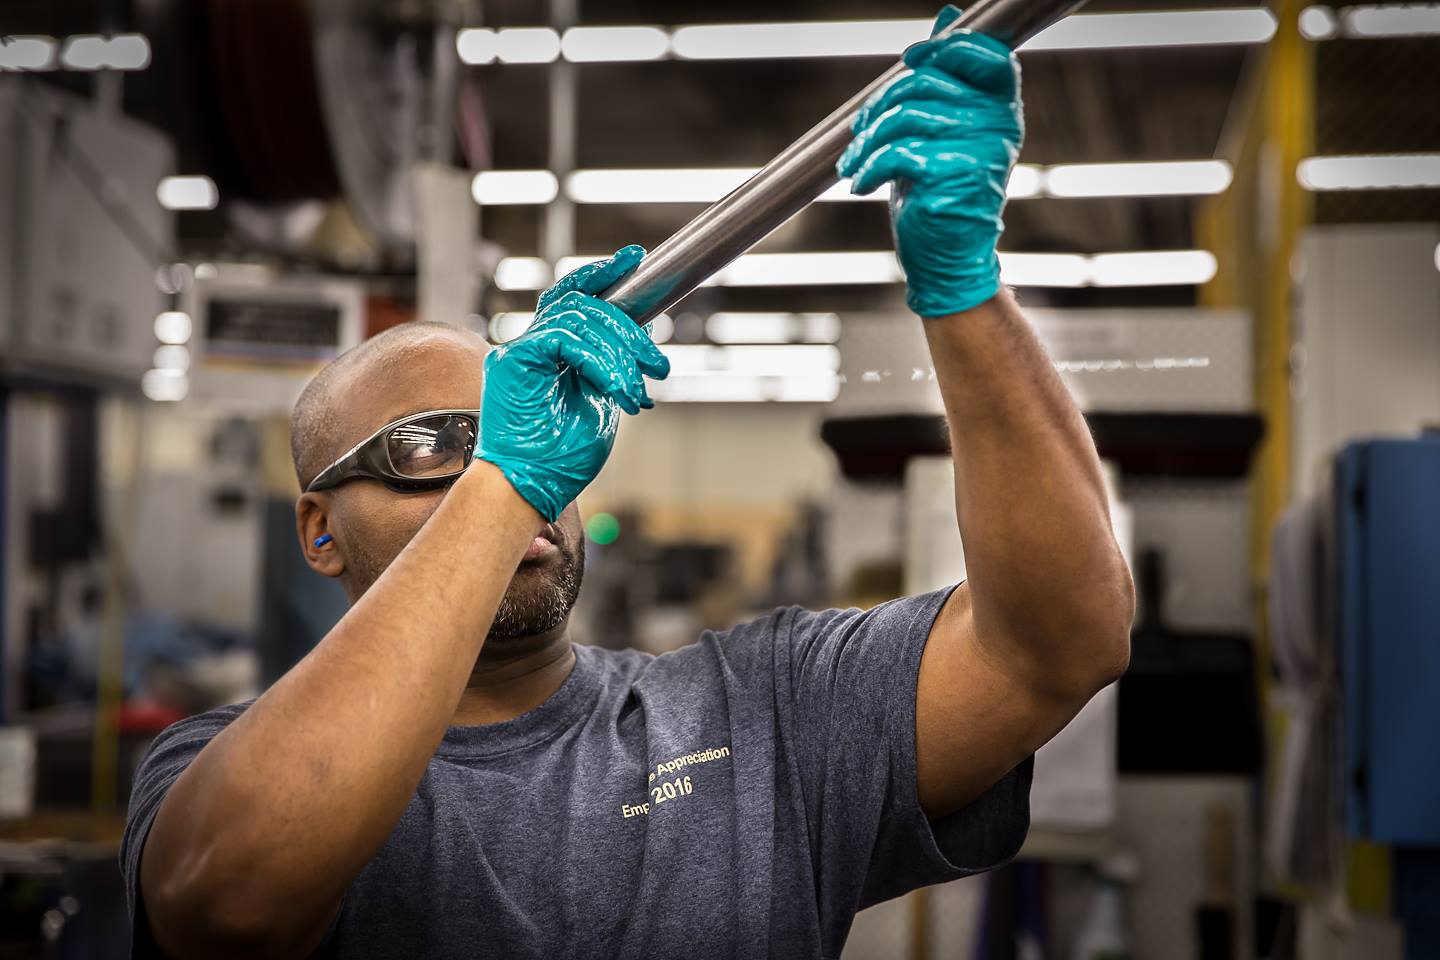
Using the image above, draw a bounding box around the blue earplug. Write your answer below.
[313,534,334,549]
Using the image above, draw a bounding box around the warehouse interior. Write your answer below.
[1,0,1439,957]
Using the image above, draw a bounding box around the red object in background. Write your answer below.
[366,295,417,340]
[117,701,186,735]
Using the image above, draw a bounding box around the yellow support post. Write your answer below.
[1199,0,1395,920]
[1199,0,1314,711]
[1252,0,1313,590]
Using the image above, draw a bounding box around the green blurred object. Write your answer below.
[586,512,621,545]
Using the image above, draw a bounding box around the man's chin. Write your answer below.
[487,554,581,641]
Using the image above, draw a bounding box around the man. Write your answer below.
[122,12,1133,958]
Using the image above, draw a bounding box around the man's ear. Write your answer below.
[296,493,346,579]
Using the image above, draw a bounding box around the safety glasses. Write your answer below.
[306,409,480,494]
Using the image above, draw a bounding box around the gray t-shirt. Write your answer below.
[121,588,1032,959]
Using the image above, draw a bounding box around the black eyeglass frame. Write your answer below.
[305,408,481,494]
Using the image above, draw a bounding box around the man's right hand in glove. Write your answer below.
[477,244,671,523]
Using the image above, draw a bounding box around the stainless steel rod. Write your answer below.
[603,0,1087,323]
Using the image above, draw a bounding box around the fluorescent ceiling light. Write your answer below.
[706,312,841,343]
[532,154,1421,201]
[156,176,218,211]
[562,26,668,61]
[769,376,842,402]
[672,19,928,59]
[570,170,899,204]
[487,310,676,343]
[1046,160,1232,198]
[818,181,890,202]
[152,345,191,373]
[1008,164,1045,199]
[556,255,605,278]
[457,27,561,64]
[1344,3,1440,36]
[818,164,1043,201]
[514,162,1170,206]
[472,170,559,205]
[494,257,552,291]
[154,311,192,344]
[141,369,188,402]
[566,168,754,204]
[1023,9,1277,50]
[457,28,499,63]
[61,34,150,70]
[998,253,1091,288]
[714,251,904,286]
[1088,250,1218,287]
[553,253,903,287]
[503,249,1220,292]
[799,312,843,342]
[489,312,535,343]
[0,36,57,70]
[496,28,562,63]
[1297,154,1440,190]
[651,377,761,401]
[462,5,1413,67]
[661,344,840,377]
[669,9,1276,59]
[1298,6,1340,39]
[650,377,770,402]
[651,374,839,402]
[647,313,675,344]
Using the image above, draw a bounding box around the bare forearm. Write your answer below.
[143,462,541,953]
[923,289,1133,695]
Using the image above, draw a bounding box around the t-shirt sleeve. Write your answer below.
[120,701,251,959]
[774,586,1033,912]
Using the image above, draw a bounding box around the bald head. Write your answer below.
[290,321,488,491]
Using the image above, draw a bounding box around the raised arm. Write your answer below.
[138,249,668,956]
[141,464,541,956]
[915,291,1133,816]
[839,8,1134,819]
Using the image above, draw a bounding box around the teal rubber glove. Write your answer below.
[836,5,1023,318]
[476,244,670,522]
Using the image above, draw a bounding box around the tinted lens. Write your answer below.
[386,414,477,479]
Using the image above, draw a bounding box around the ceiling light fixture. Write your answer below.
[1297,154,1440,190]
[562,26,669,61]
[60,33,150,70]
[471,170,560,205]
[0,36,58,71]
[1045,160,1232,198]
[1343,3,1440,36]
[156,176,219,211]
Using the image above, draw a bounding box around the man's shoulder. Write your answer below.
[147,699,257,759]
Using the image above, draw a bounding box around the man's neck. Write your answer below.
[451,627,575,726]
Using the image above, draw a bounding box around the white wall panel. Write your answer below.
[1295,224,1440,500]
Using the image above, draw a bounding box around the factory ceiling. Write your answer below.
[4,0,1436,315]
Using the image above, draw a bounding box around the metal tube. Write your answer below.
[603,0,1087,323]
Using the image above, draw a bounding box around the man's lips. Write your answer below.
[522,524,560,563]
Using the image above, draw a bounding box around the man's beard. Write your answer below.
[487,534,584,641]
[344,530,584,641]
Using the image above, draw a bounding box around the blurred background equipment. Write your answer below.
[3,0,1440,957]
[0,81,172,386]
